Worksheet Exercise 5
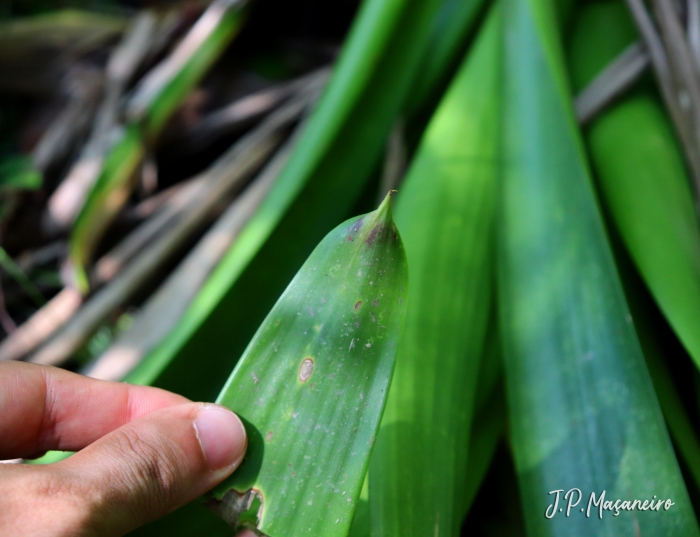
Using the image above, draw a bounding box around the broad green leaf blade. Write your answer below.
[208,195,408,537]
[569,2,700,378]
[568,0,700,496]
[369,7,500,536]
[69,0,246,291]
[125,0,443,403]
[500,0,699,534]
[614,236,700,495]
[362,320,505,537]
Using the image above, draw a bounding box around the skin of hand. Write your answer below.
[0,361,255,537]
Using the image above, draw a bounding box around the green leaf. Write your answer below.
[568,0,700,498]
[369,6,501,535]
[0,155,42,191]
[207,194,408,537]
[405,0,488,115]
[500,0,699,534]
[566,2,637,94]
[125,0,443,403]
[348,477,370,537]
[568,2,700,380]
[615,234,700,496]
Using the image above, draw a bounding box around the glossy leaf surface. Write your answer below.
[369,6,501,536]
[500,0,699,534]
[568,0,700,496]
[208,195,407,537]
[615,237,700,495]
[568,2,700,375]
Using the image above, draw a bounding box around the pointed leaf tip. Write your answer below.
[354,191,399,247]
[209,195,408,536]
[379,190,397,213]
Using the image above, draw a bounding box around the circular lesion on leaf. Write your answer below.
[354,300,362,311]
[299,358,314,382]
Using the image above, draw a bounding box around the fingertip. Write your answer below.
[194,405,247,471]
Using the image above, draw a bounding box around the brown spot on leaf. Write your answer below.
[266,431,273,442]
[365,224,384,245]
[354,300,362,311]
[299,358,314,382]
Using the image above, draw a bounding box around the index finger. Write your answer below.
[0,361,189,459]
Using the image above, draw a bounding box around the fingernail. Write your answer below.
[194,405,247,470]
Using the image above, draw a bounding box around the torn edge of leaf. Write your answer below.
[206,488,265,534]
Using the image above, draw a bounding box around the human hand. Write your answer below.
[0,361,250,537]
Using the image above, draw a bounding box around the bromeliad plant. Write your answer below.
[9,0,700,535]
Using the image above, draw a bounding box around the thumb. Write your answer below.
[58,402,247,535]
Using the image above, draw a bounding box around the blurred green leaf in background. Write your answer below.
[369,4,501,536]
[500,0,699,534]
